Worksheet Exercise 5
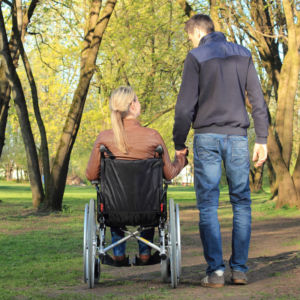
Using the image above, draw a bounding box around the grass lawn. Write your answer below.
[0,181,299,299]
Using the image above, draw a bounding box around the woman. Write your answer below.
[86,86,187,265]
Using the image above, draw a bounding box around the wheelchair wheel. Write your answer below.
[175,203,182,278]
[87,199,97,288]
[83,204,89,283]
[169,198,179,288]
[161,257,171,283]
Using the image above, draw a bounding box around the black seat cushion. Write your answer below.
[100,158,163,227]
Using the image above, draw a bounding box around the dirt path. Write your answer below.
[74,211,300,300]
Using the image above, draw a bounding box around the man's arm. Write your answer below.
[173,52,200,150]
[246,57,269,144]
[246,56,269,166]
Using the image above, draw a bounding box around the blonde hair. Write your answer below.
[109,86,136,154]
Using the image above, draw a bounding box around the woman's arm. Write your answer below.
[86,134,102,181]
[154,132,188,180]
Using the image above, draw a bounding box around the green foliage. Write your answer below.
[4,0,296,191]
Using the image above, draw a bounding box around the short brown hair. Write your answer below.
[184,14,215,34]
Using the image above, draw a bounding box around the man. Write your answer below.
[173,14,269,287]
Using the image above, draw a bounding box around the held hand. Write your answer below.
[252,143,267,168]
[176,147,188,157]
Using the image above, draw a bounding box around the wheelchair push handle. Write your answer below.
[155,145,163,157]
[91,180,100,193]
[100,145,107,153]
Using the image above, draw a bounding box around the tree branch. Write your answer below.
[143,105,175,127]
[176,0,195,18]
[252,28,288,42]
[34,34,60,72]
[2,0,13,7]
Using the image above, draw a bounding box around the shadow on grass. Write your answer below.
[251,217,300,231]
[7,210,52,219]
[180,205,197,211]
[0,185,31,192]
[247,251,300,283]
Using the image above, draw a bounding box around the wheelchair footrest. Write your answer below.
[101,254,131,267]
[132,251,161,266]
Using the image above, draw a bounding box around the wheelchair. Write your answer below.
[83,145,181,288]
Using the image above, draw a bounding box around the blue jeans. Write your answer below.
[193,133,251,274]
[110,227,155,257]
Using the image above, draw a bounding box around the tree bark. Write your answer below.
[268,126,298,207]
[12,10,51,199]
[0,0,39,158]
[248,0,281,97]
[176,0,195,18]
[209,0,223,32]
[232,0,299,207]
[266,157,277,196]
[0,59,10,157]
[45,0,117,211]
[249,166,264,193]
[0,8,44,208]
[292,145,300,203]
[274,0,299,169]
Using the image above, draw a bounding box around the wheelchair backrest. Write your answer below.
[99,146,164,227]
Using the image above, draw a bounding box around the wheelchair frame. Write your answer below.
[83,145,181,289]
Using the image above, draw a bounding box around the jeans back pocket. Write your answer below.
[231,139,249,166]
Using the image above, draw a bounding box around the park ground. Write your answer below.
[0,182,300,300]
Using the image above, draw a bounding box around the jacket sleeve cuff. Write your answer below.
[175,144,186,151]
[255,136,267,144]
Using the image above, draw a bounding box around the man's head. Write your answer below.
[185,14,215,48]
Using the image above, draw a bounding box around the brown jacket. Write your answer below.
[86,119,187,181]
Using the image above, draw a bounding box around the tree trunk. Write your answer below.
[0,8,44,208]
[0,0,39,159]
[16,165,19,182]
[13,16,51,199]
[45,0,117,211]
[176,0,195,18]
[5,163,9,181]
[245,0,299,206]
[266,157,277,196]
[268,126,298,207]
[292,145,300,203]
[0,64,10,157]
[249,165,264,192]
[209,0,223,32]
[275,0,299,169]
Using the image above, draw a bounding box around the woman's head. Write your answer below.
[109,86,140,153]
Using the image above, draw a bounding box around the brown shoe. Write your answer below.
[103,254,131,267]
[231,270,248,285]
[200,271,225,288]
[139,254,150,263]
[113,255,126,262]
